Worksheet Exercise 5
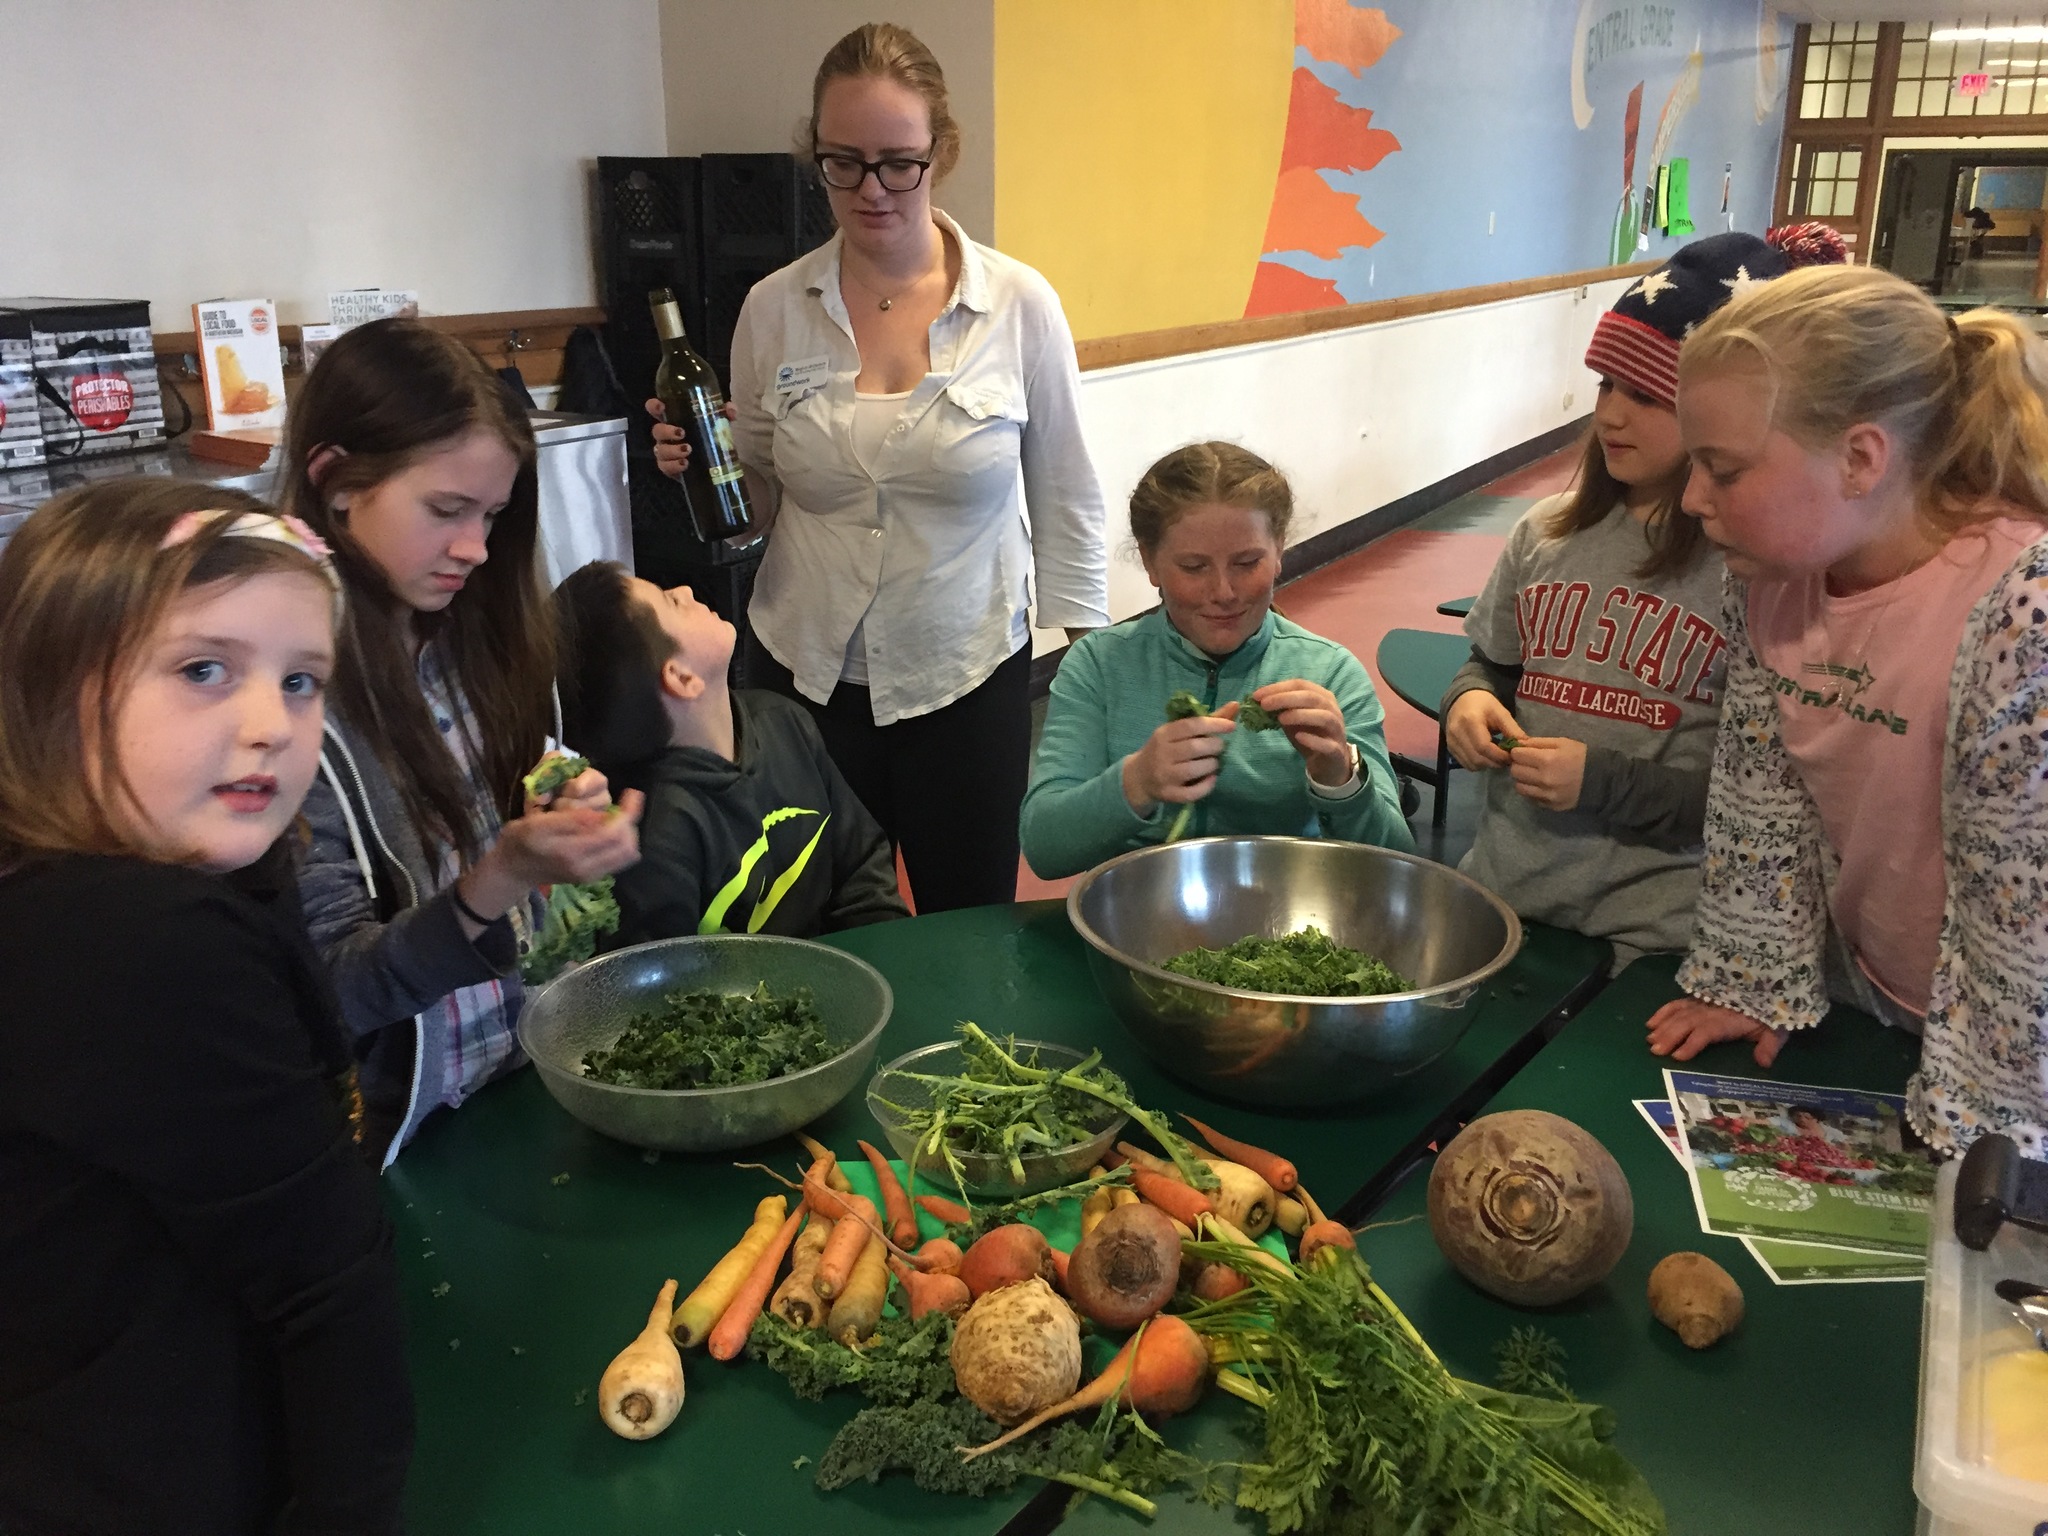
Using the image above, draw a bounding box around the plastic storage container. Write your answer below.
[1915,1159,2048,1534]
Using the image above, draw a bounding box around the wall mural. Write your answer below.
[1245,0,1404,316]
[992,0,1792,341]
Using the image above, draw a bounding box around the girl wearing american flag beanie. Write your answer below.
[1441,224,1845,972]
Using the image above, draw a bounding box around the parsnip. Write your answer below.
[1201,1157,1277,1238]
[598,1279,686,1440]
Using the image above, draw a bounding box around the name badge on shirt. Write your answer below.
[775,355,833,393]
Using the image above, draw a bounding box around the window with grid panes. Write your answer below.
[1896,20,2048,116]
[1797,21,1880,118]
[1787,143,1865,218]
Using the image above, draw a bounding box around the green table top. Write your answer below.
[1373,627,1470,722]
[1061,954,1927,1536]
[386,901,1606,1535]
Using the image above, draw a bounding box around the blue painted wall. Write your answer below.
[1267,0,1791,303]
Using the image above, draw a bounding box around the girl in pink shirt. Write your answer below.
[1649,264,2048,1160]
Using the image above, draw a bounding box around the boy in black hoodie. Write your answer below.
[553,562,907,942]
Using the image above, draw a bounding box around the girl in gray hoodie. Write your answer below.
[287,322,641,1167]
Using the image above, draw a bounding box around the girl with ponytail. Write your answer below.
[1649,263,2048,1160]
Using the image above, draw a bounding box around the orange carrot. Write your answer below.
[1132,1166,1211,1226]
[706,1206,804,1361]
[796,1133,853,1192]
[857,1138,920,1250]
[813,1193,881,1300]
[887,1252,971,1320]
[1047,1245,1070,1291]
[1181,1113,1299,1193]
[914,1192,971,1225]
[960,1315,1209,1461]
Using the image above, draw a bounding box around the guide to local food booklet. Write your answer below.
[1631,1099,1924,1285]
[1658,1071,1938,1258]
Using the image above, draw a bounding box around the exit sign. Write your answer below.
[1959,72,1993,96]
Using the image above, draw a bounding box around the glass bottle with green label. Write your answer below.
[649,288,754,541]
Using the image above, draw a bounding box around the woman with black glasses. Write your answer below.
[652,22,1108,913]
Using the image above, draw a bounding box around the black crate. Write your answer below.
[594,157,703,452]
[697,154,832,383]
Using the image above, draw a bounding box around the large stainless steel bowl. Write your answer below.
[517,935,893,1153]
[1066,837,1521,1108]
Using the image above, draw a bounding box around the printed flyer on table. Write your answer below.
[1659,1070,1940,1257]
[1631,1099,1925,1284]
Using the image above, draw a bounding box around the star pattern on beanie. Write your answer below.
[1632,268,1678,305]
[1721,264,1764,297]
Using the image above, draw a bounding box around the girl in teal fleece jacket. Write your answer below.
[1022,442,1412,878]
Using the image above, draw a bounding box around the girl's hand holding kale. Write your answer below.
[1248,678,1351,787]
[1121,703,1239,816]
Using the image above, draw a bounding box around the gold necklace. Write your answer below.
[842,248,941,312]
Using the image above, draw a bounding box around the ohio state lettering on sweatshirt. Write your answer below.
[1456,496,1729,958]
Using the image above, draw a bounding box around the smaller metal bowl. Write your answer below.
[518,934,893,1153]
[866,1039,1128,1199]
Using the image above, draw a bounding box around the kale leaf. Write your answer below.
[578,981,836,1088]
[522,752,591,801]
[747,1311,958,1405]
[519,878,620,986]
[1161,925,1410,997]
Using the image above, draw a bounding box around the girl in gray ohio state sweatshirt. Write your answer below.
[1441,226,1846,968]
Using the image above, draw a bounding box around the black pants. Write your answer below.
[747,636,1031,913]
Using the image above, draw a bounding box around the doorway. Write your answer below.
[1872,148,2048,302]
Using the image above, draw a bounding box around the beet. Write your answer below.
[1066,1201,1181,1328]
[1427,1110,1633,1307]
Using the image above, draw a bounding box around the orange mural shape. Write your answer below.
[1244,259,1347,317]
[1262,165,1383,260]
[1280,67,1401,175]
[1295,0,1402,74]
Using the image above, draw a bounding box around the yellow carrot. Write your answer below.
[672,1195,788,1348]
[826,1230,890,1343]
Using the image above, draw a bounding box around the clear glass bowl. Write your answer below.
[865,1038,1128,1199]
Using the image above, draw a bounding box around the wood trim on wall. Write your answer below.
[1074,260,1657,372]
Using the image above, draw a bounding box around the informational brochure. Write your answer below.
[1632,1099,1924,1284]
[1661,1071,1937,1257]
[192,300,287,430]
[327,289,419,331]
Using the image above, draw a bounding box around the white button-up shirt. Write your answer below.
[730,210,1110,725]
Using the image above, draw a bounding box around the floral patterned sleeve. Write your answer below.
[1911,537,2048,1158]
[1674,572,1833,1031]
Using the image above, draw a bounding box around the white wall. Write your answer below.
[657,0,994,243]
[0,0,667,330]
[1025,279,1628,651]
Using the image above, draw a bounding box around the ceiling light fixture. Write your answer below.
[1932,25,2048,43]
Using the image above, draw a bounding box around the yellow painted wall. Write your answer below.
[994,0,1295,341]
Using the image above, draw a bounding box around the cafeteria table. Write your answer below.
[386,901,1608,1534]
[1061,954,1928,1535]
